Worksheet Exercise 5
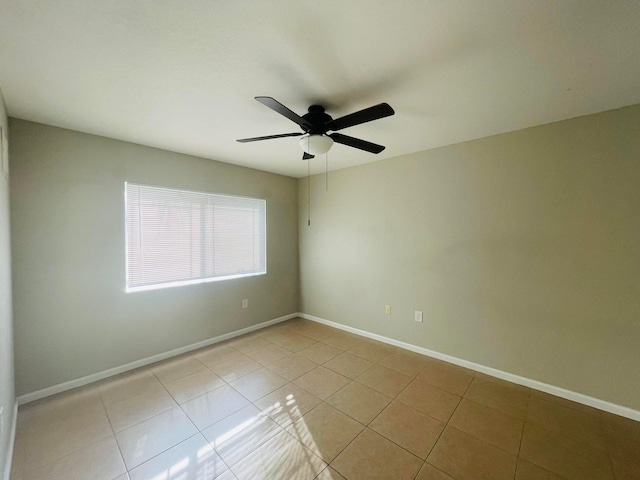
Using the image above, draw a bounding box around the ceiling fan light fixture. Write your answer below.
[299,134,334,155]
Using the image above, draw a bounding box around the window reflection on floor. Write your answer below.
[139,390,328,480]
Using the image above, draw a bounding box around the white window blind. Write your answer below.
[125,183,266,292]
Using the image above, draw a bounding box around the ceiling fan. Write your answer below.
[237,97,395,160]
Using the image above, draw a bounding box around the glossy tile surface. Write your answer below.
[324,352,373,379]
[230,430,327,480]
[11,317,640,480]
[370,401,444,459]
[355,364,413,397]
[128,433,227,480]
[286,403,364,462]
[293,366,351,400]
[181,384,249,430]
[164,366,226,404]
[416,463,455,480]
[151,355,205,384]
[254,383,322,428]
[448,398,524,455]
[519,422,614,480]
[265,353,318,381]
[396,379,461,422]
[297,342,343,364]
[326,381,392,425]
[115,406,198,469]
[202,404,283,466]
[332,428,423,480]
[416,360,474,396]
[228,367,288,401]
[22,401,113,471]
[105,382,177,432]
[23,436,125,480]
[464,376,530,419]
[427,426,517,480]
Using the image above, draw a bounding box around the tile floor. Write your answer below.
[9,317,640,480]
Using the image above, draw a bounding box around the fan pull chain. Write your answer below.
[307,138,311,226]
[325,151,329,191]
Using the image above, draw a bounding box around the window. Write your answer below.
[125,182,266,292]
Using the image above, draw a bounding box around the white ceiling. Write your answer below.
[1,1,639,178]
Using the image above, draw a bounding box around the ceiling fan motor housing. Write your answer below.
[302,105,333,134]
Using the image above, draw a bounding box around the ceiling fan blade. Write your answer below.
[255,96,313,130]
[324,103,394,132]
[236,132,304,143]
[302,152,314,160]
[329,133,386,154]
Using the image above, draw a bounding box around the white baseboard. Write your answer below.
[17,313,299,405]
[300,313,640,422]
[2,400,18,480]
[16,310,640,422]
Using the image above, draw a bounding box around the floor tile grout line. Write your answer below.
[415,462,456,480]
[518,459,572,480]
[139,369,213,470]
[446,377,531,460]
[133,431,231,479]
[324,426,368,477]
[519,417,617,475]
[328,425,424,479]
[518,419,616,480]
[530,389,606,417]
[367,402,440,465]
[241,339,433,477]
[414,379,467,478]
[98,386,134,477]
[511,390,531,480]
[275,399,334,461]
[516,387,531,459]
[410,372,478,479]
[166,366,244,478]
[249,423,329,477]
[334,361,446,474]
[365,368,429,427]
[530,392,610,426]
[20,424,119,478]
[196,382,290,474]
[598,414,619,480]
[104,370,180,433]
[463,376,530,421]
[525,398,614,444]
[312,465,335,480]
[443,409,526,459]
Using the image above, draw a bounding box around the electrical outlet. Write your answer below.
[385,305,391,315]
[242,299,249,309]
[414,311,423,323]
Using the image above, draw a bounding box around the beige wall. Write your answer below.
[0,88,15,478]
[299,104,640,410]
[10,119,299,396]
